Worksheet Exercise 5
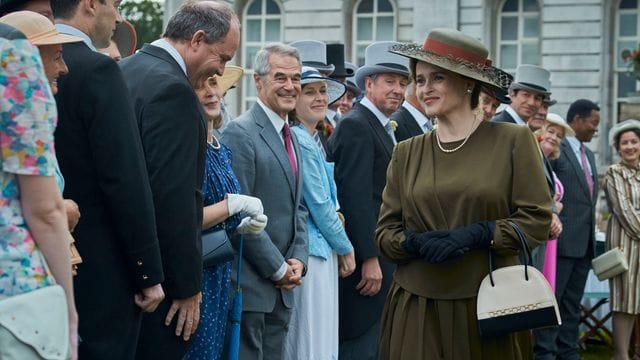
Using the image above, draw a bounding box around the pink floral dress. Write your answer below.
[0,37,58,299]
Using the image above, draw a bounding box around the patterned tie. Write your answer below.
[282,123,298,179]
[313,132,327,159]
[580,143,594,198]
[384,121,397,145]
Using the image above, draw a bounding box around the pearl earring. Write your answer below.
[466,88,472,95]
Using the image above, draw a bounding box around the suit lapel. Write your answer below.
[252,105,296,198]
[357,104,393,157]
[562,140,590,199]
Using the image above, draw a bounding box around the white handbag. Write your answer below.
[477,221,561,336]
[0,285,70,359]
[592,247,628,281]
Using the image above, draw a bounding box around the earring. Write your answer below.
[466,88,472,95]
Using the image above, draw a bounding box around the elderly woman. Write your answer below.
[534,113,574,290]
[604,119,640,360]
[0,25,77,358]
[283,66,355,360]
[375,28,552,359]
[0,11,84,233]
[184,67,267,360]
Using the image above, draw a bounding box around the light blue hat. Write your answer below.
[301,66,346,105]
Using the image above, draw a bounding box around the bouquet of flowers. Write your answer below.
[622,46,640,73]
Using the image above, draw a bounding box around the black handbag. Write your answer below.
[476,221,561,336]
[202,229,235,268]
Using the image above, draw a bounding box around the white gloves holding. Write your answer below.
[236,214,268,235]
[227,194,264,217]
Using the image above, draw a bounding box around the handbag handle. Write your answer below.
[487,221,533,286]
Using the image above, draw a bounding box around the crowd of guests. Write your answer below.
[1,1,639,360]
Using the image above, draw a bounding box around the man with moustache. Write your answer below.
[534,99,601,360]
[328,41,408,360]
[492,64,551,125]
[119,2,240,359]
[392,81,432,142]
[52,0,165,358]
[221,43,308,360]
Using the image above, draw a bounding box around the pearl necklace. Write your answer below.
[434,114,479,153]
[208,134,221,150]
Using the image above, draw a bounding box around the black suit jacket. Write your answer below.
[492,110,517,124]
[392,105,426,142]
[551,139,598,259]
[54,41,163,358]
[120,44,206,299]
[328,102,395,341]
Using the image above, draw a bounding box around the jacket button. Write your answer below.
[142,275,149,280]
[137,260,143,266]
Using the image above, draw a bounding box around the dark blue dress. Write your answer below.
[185,142,241,360]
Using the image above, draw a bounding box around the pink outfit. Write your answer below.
[543,174,563,291]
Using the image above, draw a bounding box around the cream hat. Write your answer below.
[545,113,575,137]
[609,119,640,146]
[215,65,244,95]
[0,11,81,46]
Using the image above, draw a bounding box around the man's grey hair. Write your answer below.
[253,43,301,76]
[164,1,239,44]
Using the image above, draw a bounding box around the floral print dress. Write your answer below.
[0,37,58,299]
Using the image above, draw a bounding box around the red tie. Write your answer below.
[282,123,297,179]
[580,143,594,198]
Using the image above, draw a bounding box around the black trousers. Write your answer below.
[135,297,192,360]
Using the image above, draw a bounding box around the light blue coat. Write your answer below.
[292,125,353,260]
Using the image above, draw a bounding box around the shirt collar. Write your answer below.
[505,106,527,125]
[402,101,431,132]
[326,108,337,127]
[361,96,390,127]
[257,98,287,134]
[566,136,582,153]
[55,24,94,51]
[150,38,187,76]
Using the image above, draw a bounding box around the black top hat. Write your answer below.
[326,43,354,78]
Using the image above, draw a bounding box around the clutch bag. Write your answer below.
[477,221,561,336]
[592,247,628,281]
[202,228,235,268]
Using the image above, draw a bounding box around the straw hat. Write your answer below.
[609,119,640,146]
[214,65,244,95]
[545,113,575,137]
[0,11,82,45]
[300,66,346,105]
[113,20,137,58]
[389,28,511,91]
[355,41,409,91]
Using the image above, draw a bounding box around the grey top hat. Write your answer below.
[510,64,551,95]
[290,40,335,76]
[355,41,409,91]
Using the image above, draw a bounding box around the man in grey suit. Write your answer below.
[221,43,308,360]
[534,99,600,360]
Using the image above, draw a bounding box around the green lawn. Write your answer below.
[579,344,613,360]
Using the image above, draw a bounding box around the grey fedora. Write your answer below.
[355,41,409,91]
[290,40,335,75]
[510,64,551,95]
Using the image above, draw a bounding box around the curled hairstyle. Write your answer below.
[52,0,105,19]
[534,125,565,160]
[614,128,640,152]
[164,1,238,44]
[566,99,599,124]
[253,43,300,77]
[409,58,480,110]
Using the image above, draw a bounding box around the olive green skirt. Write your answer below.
[379,282,533,360]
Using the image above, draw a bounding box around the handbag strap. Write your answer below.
[236,234,244,290]
[487,221,532,286]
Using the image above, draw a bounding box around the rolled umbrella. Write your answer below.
[227,234,243,360]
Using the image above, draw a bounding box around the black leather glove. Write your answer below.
[402,229,449,256]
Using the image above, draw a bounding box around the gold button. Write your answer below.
[142,275,148,280]
[137,260,143,266]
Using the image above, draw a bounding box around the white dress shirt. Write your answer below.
[55,24,95,51]
[505,106,527,125]
[402,101,432,133]
[150,38,187,76]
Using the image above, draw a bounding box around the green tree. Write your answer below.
[121,0,164,50]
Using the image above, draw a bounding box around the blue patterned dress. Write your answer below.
[185,141,241,360]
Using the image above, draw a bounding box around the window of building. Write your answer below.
[241,0,283,111]
[497,0,541,72]
[352,0,396,66]
[615,0,640,103]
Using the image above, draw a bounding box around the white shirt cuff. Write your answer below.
[270,261,288,281]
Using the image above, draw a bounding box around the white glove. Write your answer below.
[227,194,263,217]
[236,214,268,235]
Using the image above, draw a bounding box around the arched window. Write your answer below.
[497,0,541,72]
[615,0,640,110]
[352,0,396,66]
[241,0,283,111]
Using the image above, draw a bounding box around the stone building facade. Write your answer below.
[164,0,637,169]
